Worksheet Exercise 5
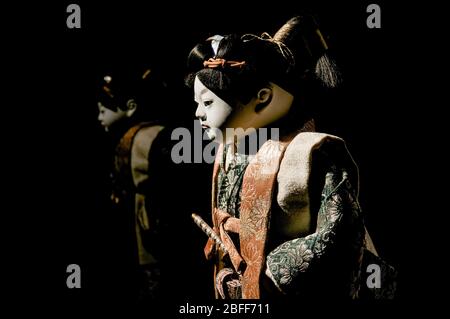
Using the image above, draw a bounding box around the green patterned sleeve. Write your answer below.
[265,167,364,294]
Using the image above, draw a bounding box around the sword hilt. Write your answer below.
[191,213,228,254]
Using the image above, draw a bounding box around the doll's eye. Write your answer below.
[204,100,213,107]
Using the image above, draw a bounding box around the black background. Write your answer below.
[4,0,420,312]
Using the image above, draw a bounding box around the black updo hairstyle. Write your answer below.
[185,33,293,108]
[185,14,341,129]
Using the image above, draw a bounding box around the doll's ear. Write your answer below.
[125,99,137,117]
[254,88,273,113]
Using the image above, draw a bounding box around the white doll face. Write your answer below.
[194,76,294,144]
[194,76,233,140]
[97,102,127,132]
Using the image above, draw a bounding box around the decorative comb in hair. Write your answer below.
[203,58,246,69]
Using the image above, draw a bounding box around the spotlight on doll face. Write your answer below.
[194,76,233,141]
[97,102,128,132]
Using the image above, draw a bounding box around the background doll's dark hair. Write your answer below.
[98,66,170,124]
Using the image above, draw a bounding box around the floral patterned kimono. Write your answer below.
[203,123,396,299]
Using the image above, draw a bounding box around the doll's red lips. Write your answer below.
[201,124,210,129]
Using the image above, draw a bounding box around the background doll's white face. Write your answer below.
[194,76,233,140]
[97,102,128,132]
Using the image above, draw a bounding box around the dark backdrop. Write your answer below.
[6,0,413,312]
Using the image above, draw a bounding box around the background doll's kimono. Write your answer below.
[203,120,397,299]
[109,119,165,302]
[111,121,214,302]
